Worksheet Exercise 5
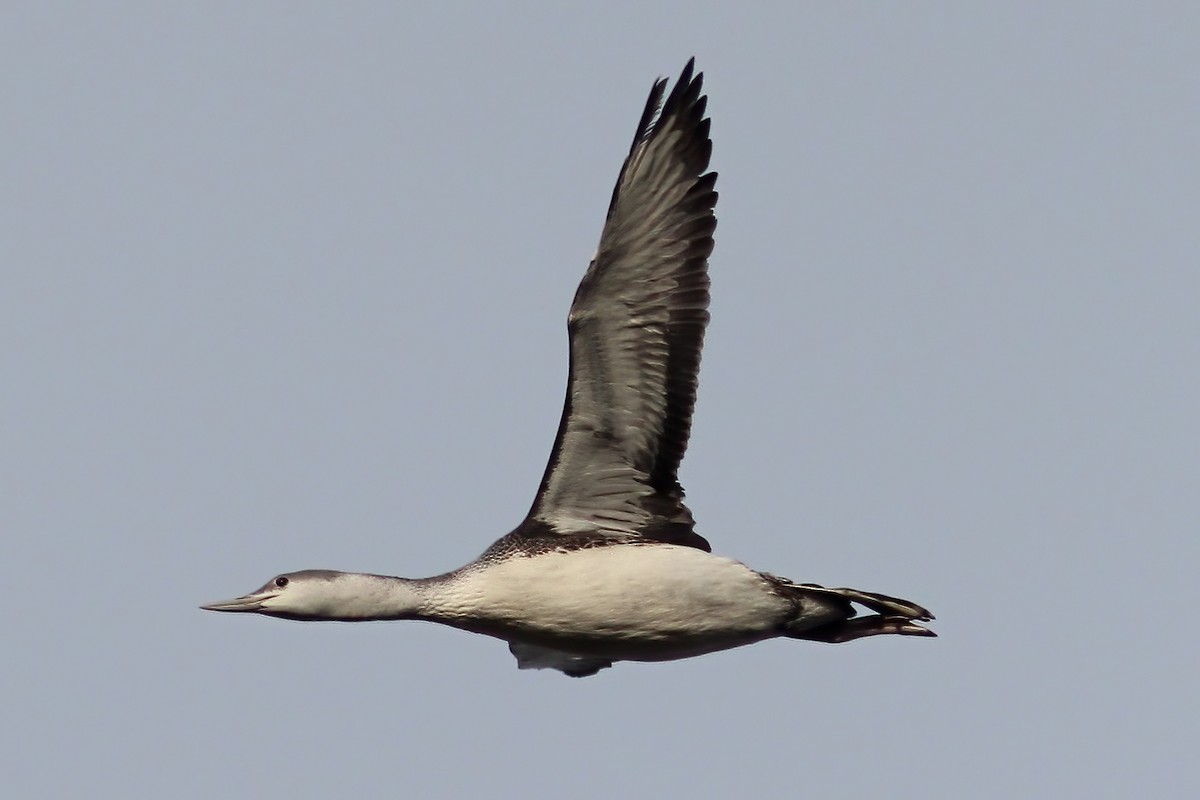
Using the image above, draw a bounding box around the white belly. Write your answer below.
[428,544,790,659]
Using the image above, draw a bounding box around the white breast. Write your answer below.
[427,544,790,658]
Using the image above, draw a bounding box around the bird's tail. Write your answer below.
[781,582,936,643]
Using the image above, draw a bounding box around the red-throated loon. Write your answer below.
[202,60,935,678]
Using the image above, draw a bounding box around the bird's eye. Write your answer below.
[274,576,289,588]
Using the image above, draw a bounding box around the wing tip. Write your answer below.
[631,58,708,151]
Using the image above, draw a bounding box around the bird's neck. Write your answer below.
[314,572,432,621]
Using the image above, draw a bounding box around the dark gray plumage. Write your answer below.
[513,58,715,552]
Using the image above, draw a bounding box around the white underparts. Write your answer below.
[422,544,796,664]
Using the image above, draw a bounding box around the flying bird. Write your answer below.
[202,59,934,677]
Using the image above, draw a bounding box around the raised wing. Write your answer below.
[515,59,717,550]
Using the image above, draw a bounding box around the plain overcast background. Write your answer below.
[4,3,1197,798]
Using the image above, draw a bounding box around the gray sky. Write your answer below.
[4,3,1197,798]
